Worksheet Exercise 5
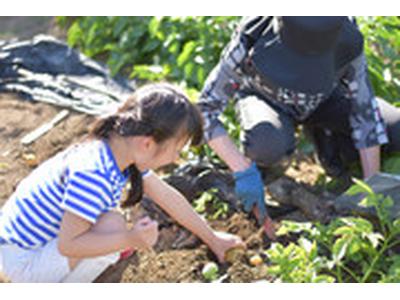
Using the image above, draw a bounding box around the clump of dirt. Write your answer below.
[285,153,325,186]
[118,248,209,283]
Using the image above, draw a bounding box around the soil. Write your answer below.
[96,213,274,283]
[0,17,326,283]
[0,17,64,40]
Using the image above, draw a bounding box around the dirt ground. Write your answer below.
[0,17,326,283]
[0,17,63,40]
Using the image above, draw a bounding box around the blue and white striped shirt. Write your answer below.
[0,139,129,250]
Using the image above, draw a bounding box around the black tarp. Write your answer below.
[0,35,134,115]
[335,173,400,220]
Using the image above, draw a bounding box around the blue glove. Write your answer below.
[233,162,267,224]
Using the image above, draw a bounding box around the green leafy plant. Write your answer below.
[193,188,229,220]
[358,17,400,105]
[382,152,400,175]
[57,16,239,90]
[266,237,335,283]
[265,179,400,283]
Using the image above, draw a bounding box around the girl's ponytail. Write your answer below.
[90,115,118,139]
[123,165,142,208]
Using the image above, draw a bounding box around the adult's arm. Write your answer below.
[344,54,388,178]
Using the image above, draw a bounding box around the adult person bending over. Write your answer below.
[197,16,400,229]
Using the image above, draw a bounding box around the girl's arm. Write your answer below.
[58,211,157,258]
[58,212,129,258]
[143,172,216,243]
[143,172,243,261]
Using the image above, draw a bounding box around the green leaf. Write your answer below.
[382,195,394,210]
[196,67,205,86]
[128,25,147,42]
[359,195,376,208]
[193,191,213,213]
[365,232,383,249]
[341,217,373,234]
[379,255,400,282]
[142,39,160,53]
[67,22,83,47]
[312,275,335,283]
[333,226,354,236]
[393,219,400,233]
[148,17,161,37]
[332,237,349,263]
[266,265,282,276]
[346,178,374,196]
[276,221,313,236]
[184,62,194,79]
[177,41,196,67]
[130,65,166,81]
[348,239,362,256]
[298,237,314,255]
[112,17,129,37]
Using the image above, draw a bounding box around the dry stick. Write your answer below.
[20,109,70,145]
[253,207,277,240]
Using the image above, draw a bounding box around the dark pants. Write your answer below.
[236,93,400,176]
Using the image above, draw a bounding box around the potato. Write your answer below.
[249,254,263,266]
[22,153,39,168]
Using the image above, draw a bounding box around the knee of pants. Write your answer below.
[62,252,120,283]
[243,122,296,167]
[91,211,126,234]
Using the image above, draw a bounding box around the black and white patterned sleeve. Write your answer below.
[197,21,249,142]
[344,54,389,149]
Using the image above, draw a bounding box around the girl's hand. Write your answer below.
[129,216,159,250]
[209,231,245,263]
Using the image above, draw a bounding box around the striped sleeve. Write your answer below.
[61,170,114,223]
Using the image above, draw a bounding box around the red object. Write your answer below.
[232,82,240,90]
[119,248,136,260]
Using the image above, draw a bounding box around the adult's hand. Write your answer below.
[233,162,267,224]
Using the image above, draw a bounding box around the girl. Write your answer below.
[0,83,244,282]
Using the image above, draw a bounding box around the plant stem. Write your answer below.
[335,265,343,283]
[361,239,389,283]
[340,264,361,282]
[387,239,400,250]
